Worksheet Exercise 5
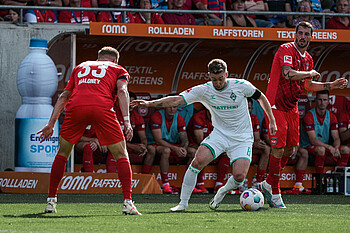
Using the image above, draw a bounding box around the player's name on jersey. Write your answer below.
[78,78,101,85]
[90,23,350,42]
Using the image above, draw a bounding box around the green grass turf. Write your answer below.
[0,193,349,233]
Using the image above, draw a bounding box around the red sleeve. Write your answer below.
[127,12,135,23]
[338,111,350,129]
[152,13,164,24]
[88,11,96,22]
[330,112,338,130]
[277,44,294,68]
[116,66,130,84]
[303,112,315,131]
[132,110,146,131]
[97,12,111,22]
[177,115,186,132]
[150,111,162,129]
[251,114,260,132]
[64,66,77,91]
[192,114,204,129]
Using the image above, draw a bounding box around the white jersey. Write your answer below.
[180,78,256,142]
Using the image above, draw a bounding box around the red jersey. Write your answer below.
[27,10,57,22]
[250,113,260,132]
[326,17,350,30]
[338,110,350,145]
[132,12,164,24]
[97,11,135,23]
[328,95,350,118]
[303,110,338,132]
[58,10,96,23]
[64,61,130,109]
[266,42,314,112]
[150,111,186,132]
[116,107,146,143]
[262,117,268,135]
[187,110,213,145]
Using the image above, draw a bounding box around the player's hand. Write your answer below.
[309,70,321,80]
[269,121,277,136]
[333,148,341,159]
[100,145,108,154]
[332,78,348,89]
[130,100,150,108]
[254,140,266,149]
[124,120,133,142]
[37,124,54,143]
[90,141,98,151]
[137,144,148,156]
[175,147,187,157]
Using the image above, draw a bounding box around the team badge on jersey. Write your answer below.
[230,92,236,102]
[270,137,277,145]
[284,55,292,64]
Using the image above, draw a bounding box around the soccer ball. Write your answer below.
[239,188,264,211]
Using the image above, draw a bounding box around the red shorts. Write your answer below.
[305,145,344,165]
[61,106,124,146]
[267,106,299,148]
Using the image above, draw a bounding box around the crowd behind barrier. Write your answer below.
[1,1,350,29]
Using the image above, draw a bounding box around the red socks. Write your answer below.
[217,156,230,184]
[315,154,326,173]
[141,164,152,174]
[83,144,94,172]
[295,170,305,184]
[116,158,132,200]
[281,155,289,170]
[256,169,265,183]
[337,153,350,167]
[48,155,68,197]
[161,172,169,184]
[106,151,117,173]
[266,155,281,194]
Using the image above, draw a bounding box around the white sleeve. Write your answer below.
[179,84,206,105]
[242,80,257,98]
[25,12,37,23]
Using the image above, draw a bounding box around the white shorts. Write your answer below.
[201,128,253,164]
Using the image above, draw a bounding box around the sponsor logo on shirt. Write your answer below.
[284,55,292,64]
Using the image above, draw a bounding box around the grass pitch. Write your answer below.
[0,193,349,233]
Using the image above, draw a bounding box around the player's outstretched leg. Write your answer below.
[170,165,200,212]
[209,176,243,210]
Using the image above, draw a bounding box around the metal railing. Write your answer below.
[2,4,350,28]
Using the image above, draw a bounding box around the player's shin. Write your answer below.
[48,155,68,198]
[179,164,200,207]
[221,176,243,192]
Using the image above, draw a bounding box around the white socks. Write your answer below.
[179,165,200,207]
[221,176,243,193]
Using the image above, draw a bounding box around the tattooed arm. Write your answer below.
[305,77,348,91]
[130,95,185,108]
[281,66,320,81]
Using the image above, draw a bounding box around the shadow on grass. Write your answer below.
[2,213,116,219]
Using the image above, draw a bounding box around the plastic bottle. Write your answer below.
[243,178,249,191]
[328,177,334,193]
[15,38,59,172]
[251,176,257,189]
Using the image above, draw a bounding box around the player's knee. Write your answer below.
[147,145,156,155]
[191,158,206,170]
[315,146,326,156]
[340,145,350,154]
[233,173,245,182]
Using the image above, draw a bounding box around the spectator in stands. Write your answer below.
[151,0,168,8]
[226,0,257,27]
[300,90,350,173]
[162,0,196,25]
[148,105,196,194]
[326,0,350,29]
[115,92,156,170]
[269,14,288,28]
[76,125,117,173]
[186,109,231,193]
[245,0,273,27]
[59,0,96,23]
[338,109,350,147]
[133,0,164,23]
[25,0,58,23]
[292,0,322,29]
[63,0,98,7]
[247,98,270,188]
[195,0,226,26]
[264,0,292,26]
[167,0,212,25]
[5,8,20,22]
[97,0,135,22]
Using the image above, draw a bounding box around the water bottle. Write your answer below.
[15,38,59,173]
[328,177,334,193]
[251,176,257,189]
[243,178,249,191]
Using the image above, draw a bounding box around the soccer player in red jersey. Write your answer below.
[338,110,350,147]
[261,21,348,208]
[37,47,141,215]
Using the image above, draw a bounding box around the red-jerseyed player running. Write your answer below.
[261,21,348,208]
[37,47,141,215]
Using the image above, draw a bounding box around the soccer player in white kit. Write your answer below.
[131,59,277,211]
